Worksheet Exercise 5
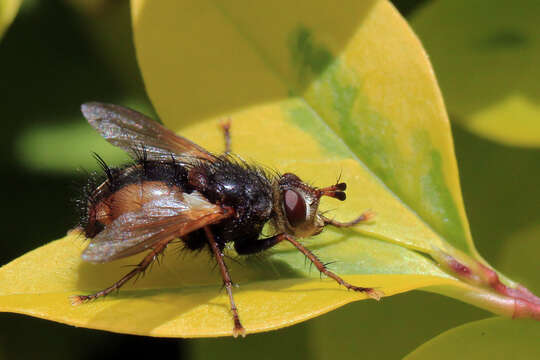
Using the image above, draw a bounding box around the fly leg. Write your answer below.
[204,226,245,337]
[283,234,383,300]
[220,118,232,154]
[322,210,375,228]
[234,234,284,255]
[71,239,171,304]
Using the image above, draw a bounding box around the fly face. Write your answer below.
[273,173,347,238]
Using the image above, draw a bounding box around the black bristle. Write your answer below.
[92,152,114,189]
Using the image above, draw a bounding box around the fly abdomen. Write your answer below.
[85,181,185,237]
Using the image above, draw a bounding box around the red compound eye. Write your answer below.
[284,189,307,227]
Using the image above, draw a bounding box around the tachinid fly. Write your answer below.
[73,102,383,337]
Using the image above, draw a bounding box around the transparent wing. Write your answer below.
[82,191,231,263]
[81,102,214,162]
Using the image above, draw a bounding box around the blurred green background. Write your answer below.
[0,0,538,359]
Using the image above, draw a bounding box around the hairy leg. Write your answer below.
[283,234,383,300]
[322,210,375,228]
[204,226,245,337]
[71,238,171,304]
[220,118,232,154]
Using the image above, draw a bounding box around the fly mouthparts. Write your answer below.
[317,183,347,201]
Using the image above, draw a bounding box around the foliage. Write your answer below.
[0,0,538,358]
[412,0,540,147]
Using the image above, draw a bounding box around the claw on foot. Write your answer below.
[70,295,89,306]
[233,322,246,338]
[359,209,376,222]
[350,286,384,301]
[366,288,384,301]
[219,118,231,131]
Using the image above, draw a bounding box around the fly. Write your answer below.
[72,102,383,337]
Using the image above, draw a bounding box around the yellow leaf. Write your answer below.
[132,0,473,257]
[1,0,538,338]
[0,234,459,337]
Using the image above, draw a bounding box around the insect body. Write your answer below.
[73,102,383,337]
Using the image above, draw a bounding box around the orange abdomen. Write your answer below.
[92,181,182,227]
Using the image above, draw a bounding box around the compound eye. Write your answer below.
[284,189,307,227]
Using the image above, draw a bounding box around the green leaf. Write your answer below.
[0,0,538,338]
[404,317,540,360]
[0,0,21,39]
[411,0,540,147]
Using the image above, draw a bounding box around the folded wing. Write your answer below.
[82,191,231,263]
